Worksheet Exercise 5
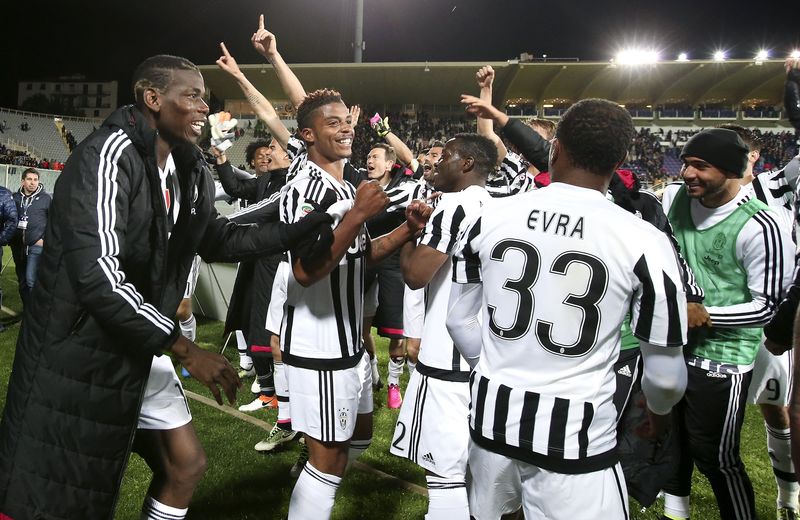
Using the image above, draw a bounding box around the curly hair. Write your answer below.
[245,139,272,165]
[555,99,634,176]
[296,89,344,135]
[132,55,199,106]
[451,133,498,178]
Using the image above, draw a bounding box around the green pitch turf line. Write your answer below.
[184,389,429,497]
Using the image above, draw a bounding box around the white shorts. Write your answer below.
[266,261,289,335]
[402,285,425,339]
[183,255,202,299]
[748,338,792,406]
[390,371,470,480]
[285,352,373,442]
[468,442,629,520]
[137,355,192,430]
[363,279,379,319]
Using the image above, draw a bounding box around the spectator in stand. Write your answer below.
[0,184,18,330]
[11,168,51,303]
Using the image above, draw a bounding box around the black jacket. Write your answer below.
[216,161,288,339]
[0,105,298,520]
[0,186,18,246]
[13,183,51,246]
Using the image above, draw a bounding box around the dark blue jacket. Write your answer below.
[0,186,18,245]
[12,184,51,246]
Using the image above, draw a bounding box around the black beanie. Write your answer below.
[680,128,749,178]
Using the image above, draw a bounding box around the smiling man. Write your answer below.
[0,54,334,520]
[661,128,795,520]
[278,88,432,519]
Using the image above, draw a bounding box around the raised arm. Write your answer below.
[252,14,306,109]
[462,95,550,172]
[216,42,291,150]
[370,113,416,167]
[474,66,507,164]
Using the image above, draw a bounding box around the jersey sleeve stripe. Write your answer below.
[663,270,685,346]
[421,210,445,249]
[445,205,467,253]
[632,255,655,340]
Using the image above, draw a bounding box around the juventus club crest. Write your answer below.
[338,407,349,430]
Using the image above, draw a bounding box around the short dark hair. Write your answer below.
[428,140,445,150]
[296,89,344,135]
[370,143,397,164]
[450,133,498,178]
[22,168,39,180]
[246,139,272,165]
[718,123,761,152]
[555,99,634,176]
[132,55,199,106]
[526,118,556,140]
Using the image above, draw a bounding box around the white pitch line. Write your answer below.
[185,390,428,496]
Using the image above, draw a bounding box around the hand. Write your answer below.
[170,335,240,405]
[370,112,391,137]
[349,105,361,127]
[216,42,242,78]
[353,180,389,220]
[476,65,495,90]
[209,146,227,165]
[634,400,671,440]
[765,337,792,356]
[687,302,712,328]
[461,94,505,122]
[405,200,433,235]
[251,14,278,60]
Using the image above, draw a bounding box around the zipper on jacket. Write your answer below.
[68,311,89,335]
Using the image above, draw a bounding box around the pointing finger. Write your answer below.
[258,14,265,30]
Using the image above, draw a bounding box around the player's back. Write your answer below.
[461,182,685,470]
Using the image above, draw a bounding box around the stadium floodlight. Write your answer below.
[615,49,660,65]
[713,50,726,62]
[755,49,769,61]
[677,52,689,62]
[791,50,800,59]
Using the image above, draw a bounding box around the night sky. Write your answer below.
[4,0,798,107]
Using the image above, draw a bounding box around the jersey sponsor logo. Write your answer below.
[617,365,632,378]
[421,452,436,466]
[712,232,726,250]
[706,371,728,379]
[338,407,350,430]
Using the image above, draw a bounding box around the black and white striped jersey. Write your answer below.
[746,163,798,235]
[417,185,491,381]
[279,159,368,370]
[453,183,687,472]
[384,179,435,213]
[485,151,537,198]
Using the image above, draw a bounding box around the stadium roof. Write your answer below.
[198,59,788,108]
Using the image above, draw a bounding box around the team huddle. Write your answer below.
[1,14,800,520]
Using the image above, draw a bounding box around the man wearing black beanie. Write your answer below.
[658,129,795,520]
